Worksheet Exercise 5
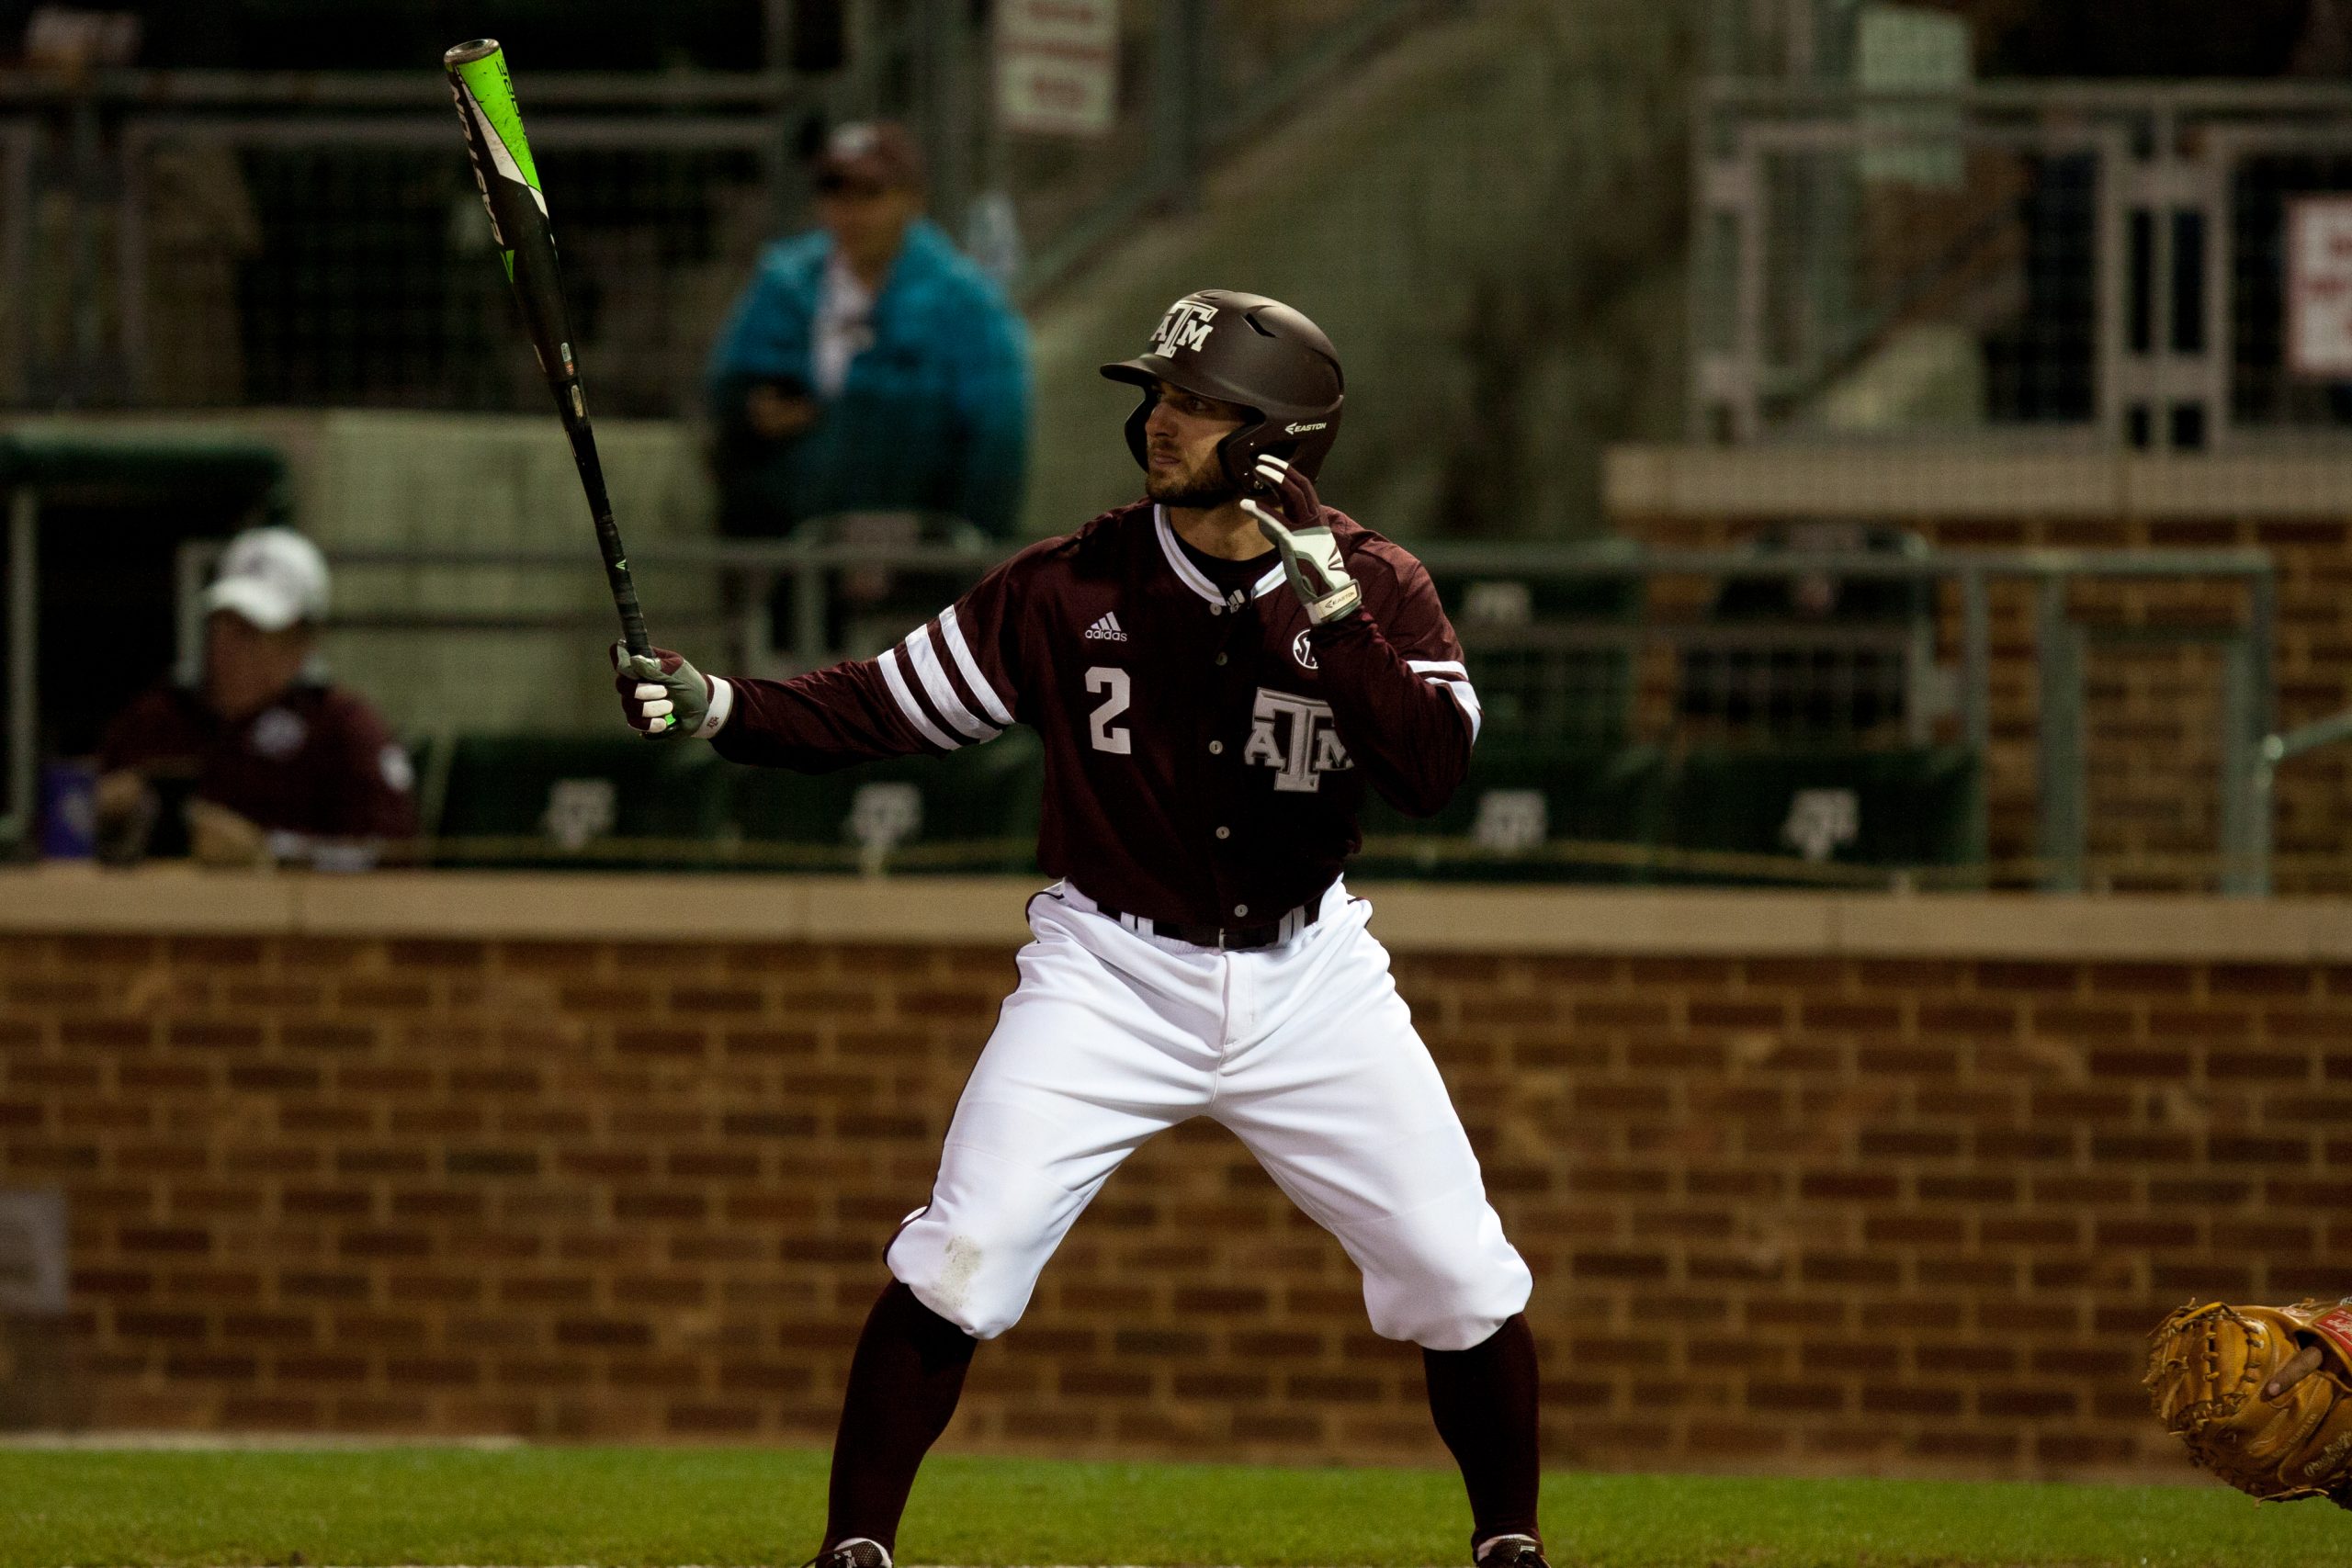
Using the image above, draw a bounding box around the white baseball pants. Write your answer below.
[887,880,1532,1350]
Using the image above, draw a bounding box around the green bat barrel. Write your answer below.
[444,38,650,659]
[445,39,575,390]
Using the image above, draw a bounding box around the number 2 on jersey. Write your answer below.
[1086,666,1132,755]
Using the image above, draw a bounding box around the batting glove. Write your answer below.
[610,643,728,739]
[1242,455,1361,624]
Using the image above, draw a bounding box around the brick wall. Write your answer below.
[12,910,2349,1478]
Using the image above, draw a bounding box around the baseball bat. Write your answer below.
[443,38,651,659]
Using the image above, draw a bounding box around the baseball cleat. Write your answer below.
[805,1539,890,1568]
[1474,1533,1549,1568]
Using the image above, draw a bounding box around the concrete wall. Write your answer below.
[1021,0,1700,543]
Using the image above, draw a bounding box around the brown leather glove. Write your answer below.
[2146,1298,2352,1506]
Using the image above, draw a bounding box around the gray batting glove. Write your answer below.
[1242,455,1361,624]
[610,642,715,739]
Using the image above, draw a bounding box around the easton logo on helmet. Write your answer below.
[1283,422,1328,434]
[1151,298,1218,355]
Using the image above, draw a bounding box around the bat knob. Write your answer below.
[443,39,502,67]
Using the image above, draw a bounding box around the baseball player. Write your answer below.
[616,290,1544,1568]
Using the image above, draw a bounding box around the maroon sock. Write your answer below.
[1422,1313,1542,1556]
[822,1280,978,1556]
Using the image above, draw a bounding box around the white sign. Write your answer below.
[998,0,1118,139]
[1473,790,1549,854]
[1781,788,1860,863]
[542,778,616,852]
[2288,197,2352,378]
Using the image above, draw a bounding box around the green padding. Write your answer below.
[1354,744,1668,884]
[1661,746,1980,882]
[0,434,288,518]
[727,728,1046,874]
[431,736,730,868]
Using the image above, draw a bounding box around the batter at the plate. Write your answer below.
[616,289,1544,1568]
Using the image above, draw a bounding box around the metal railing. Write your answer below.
[154,535,2281,892]
[0,0,1436,412]
[1693,79,2352,447]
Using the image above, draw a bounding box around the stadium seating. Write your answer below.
[1357,741,1978,886]
[724,727,1046,874]
[1354,743,1669,884]
[415,729,1978,886]
[425,735,733,869]
[1658,746,1981,886]
[420,728,1047,873]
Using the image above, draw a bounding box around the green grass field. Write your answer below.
[0,1446,2338,1568]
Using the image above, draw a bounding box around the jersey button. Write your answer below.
[1207,740,1224,755]
[1216,826,1231,840]
[1233,904,1250,917]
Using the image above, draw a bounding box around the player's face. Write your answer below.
[1142,380,1246,506]
[817,180,922,276]
[204,611,314,723]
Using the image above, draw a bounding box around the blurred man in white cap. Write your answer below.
[96,526,416,868]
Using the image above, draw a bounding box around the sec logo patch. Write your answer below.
[1291,628,1317,671]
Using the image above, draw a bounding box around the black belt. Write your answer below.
[1087,893,1323,951]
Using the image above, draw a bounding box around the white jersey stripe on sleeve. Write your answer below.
[1436,677,1483,742]
[940,605,1015,728]
[904,623,1000,742]
[878,647,961,750]
[1408,660,1469,678]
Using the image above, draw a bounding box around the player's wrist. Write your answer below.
[693,676,736,740]
[1304,581,1363,624]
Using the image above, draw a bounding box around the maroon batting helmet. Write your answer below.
[1101,289,1345,491]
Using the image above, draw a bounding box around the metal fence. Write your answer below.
[1693,80,2352,448]
[141,532,2281,892]
[0,0,1430,416]
[0,69,805,414]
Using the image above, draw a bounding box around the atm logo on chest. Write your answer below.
[1246,688,1351,793]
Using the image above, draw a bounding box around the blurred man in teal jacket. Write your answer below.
[707,122,1032,543]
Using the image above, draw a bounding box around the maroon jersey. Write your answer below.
[100,680,420,843]
[712,500,1479,927]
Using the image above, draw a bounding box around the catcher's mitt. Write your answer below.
[2146,1298,2352,1505]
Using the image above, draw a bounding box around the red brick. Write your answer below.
[30,918,2342,1477]
[1976,962,2078,994]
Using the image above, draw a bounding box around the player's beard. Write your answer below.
[1145,444,1238,508]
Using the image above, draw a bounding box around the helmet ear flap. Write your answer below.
[1219,432,1296,495]
[1123,389,1158,471]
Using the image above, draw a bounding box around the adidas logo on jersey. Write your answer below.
[1084,612,1129,642]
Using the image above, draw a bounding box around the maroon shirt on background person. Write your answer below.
[707,498,1480,930]
[99,679,419,846]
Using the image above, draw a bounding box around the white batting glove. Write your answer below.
[1242,455,1361,625]
[609,642,726,739]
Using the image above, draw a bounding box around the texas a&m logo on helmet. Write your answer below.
[1150,296,1218,356]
